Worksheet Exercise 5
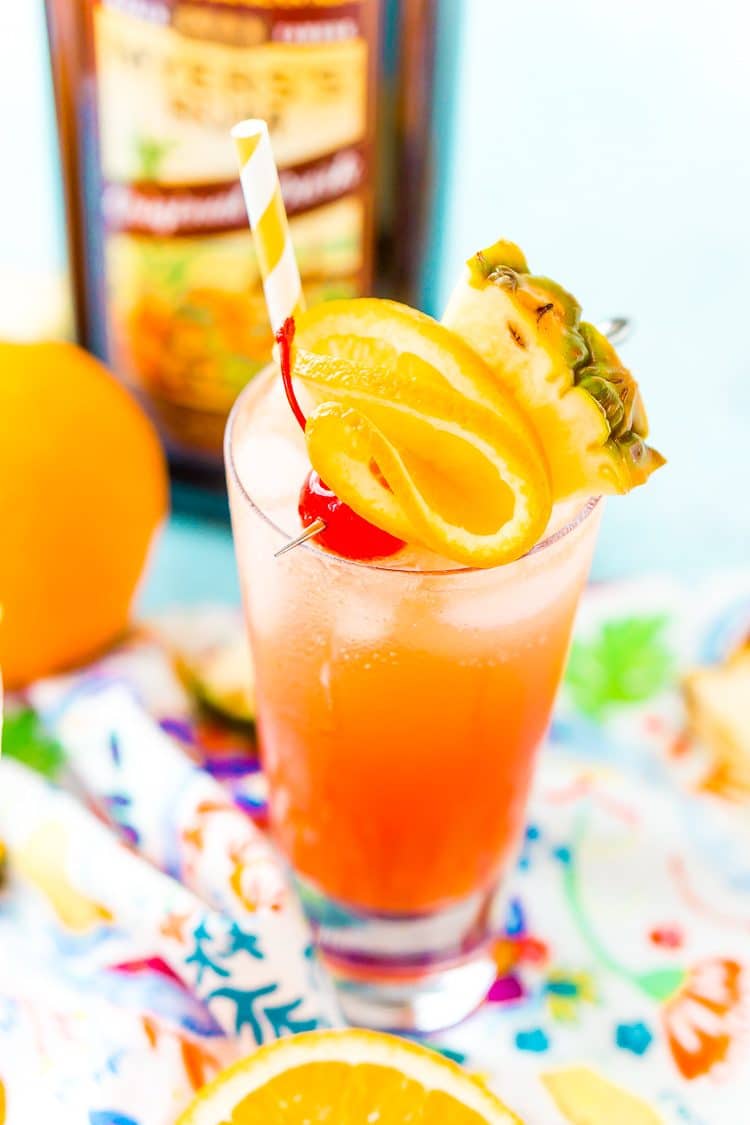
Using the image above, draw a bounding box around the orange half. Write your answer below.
[177,1029,521,1124]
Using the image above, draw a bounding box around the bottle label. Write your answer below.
[92,0,372,453]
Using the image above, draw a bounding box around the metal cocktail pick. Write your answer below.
[596,317,632,346]
[274,518,327,558]
[273,317,632,558]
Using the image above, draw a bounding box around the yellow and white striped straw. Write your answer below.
[231,119,305,333]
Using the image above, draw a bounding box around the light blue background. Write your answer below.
[422,0,750,579]
[3,1,748,608]
[0,2,65,277]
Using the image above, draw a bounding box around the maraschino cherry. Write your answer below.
[276,317,404,561]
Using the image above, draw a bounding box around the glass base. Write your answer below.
[296,876,508,1034]
[326,952,497,1033]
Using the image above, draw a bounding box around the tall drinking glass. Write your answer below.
[226,369,602,1032]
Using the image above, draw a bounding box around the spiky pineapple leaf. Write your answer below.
[1,708,66,779]
[565,614,675,718]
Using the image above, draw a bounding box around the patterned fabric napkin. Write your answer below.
[1,576,749,1124]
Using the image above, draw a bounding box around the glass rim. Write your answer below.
[225,377,602,576]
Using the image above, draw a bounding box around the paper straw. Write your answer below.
[0,759,339,1044]
[231,119,305,332]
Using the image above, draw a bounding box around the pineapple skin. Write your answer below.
[443,240,665,499]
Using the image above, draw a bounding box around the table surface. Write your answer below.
[2,574,749,1123]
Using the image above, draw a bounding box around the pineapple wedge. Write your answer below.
[443,240,665,499]
[541,1065,664,1124]
[682,640,750,801]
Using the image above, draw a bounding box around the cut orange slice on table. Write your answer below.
[177,1029,522,1124]
[291,299,552,567]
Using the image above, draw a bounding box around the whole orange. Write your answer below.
[0,341,168,688]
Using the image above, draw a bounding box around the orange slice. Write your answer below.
[295,299,545,451]
[177,1029,521,1124]
[292,300,552,566]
